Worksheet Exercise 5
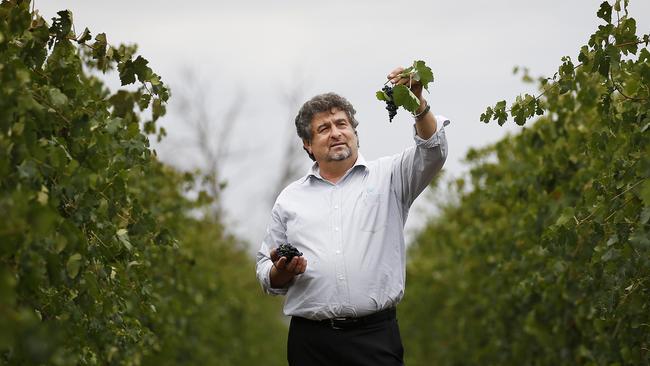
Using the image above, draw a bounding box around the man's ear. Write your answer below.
[302,139,316,161]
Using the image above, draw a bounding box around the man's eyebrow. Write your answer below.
[316,121,331,129]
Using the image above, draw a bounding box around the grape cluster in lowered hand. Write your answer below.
[382,85,398,122]
[277,243,303,263]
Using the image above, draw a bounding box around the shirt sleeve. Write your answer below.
[392,115,449,209]
[255,204,290,296]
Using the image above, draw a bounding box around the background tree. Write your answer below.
[268,76,310,205]
[165,68,246,219]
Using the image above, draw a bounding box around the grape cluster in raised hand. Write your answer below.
[382,85,398,122]
[277,243,303,263]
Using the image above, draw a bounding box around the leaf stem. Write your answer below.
[500,62,584,117]
[610,178,645,201]
[603,196,634,222]
[90,230,108,248]
[30,91,72,124]
[614,38,647,48]
[577,178,645,226]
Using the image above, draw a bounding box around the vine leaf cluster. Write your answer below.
[0,2,288,364]
[376,60,434,121]
[400,1,650,365]
[480,0,649,126]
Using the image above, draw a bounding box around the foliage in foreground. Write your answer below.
[401,1,649,365]
[0,2,285,364]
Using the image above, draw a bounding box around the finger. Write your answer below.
[394,73,416,84]
[298,258,307,274]
[388,67,406,85]
[293,258,304,274]
[392,76,409,85]
[395,77,423,92]
[387,67,404,80]
[276,256,287,270]
[270,248,279,262]
[285,257,298,272]
[292,257,303,274]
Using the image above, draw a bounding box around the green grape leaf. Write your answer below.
[376,90,388,101]
[152,98,166,121]
[640,180,650,206]
[480,106,494,123]
[606,235,619,246]
[413,60,434,90]
[494,100,508,125]
[392,84,420,113]
[149,73,161,86]
[51,10,73,40]
[66,253,82,279]
[116,228,133,251]
[92,32,107,59]
[138,93,152,110]
[555,207,575,227]
[48,87,68,107]
[77,27,91,43]
[118,58,136,85]
[640,207,650,225]
[132,56,152,82]
[629,231,650,248]
[36,185,49,205]
[597,2,613,23]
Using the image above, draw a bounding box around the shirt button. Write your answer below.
[335,250,341,254]
[334,205,339,209]
[338,276,344,280]
[334,227,339,231]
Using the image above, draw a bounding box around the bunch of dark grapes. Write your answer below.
[382,85,398,122]
[277,243,303,263]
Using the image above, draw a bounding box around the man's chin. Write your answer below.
[328,149,352,162]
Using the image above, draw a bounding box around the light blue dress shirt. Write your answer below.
[256,117,449,320]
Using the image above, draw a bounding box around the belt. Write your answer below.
[294,307,396,330]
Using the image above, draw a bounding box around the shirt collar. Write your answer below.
[300,152,368,184]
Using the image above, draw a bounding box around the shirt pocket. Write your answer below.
[285,216,301,245]
[360,192,387,232]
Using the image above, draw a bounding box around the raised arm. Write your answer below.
[386,67,448,209]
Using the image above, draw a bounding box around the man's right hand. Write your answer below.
[269,248,307,288]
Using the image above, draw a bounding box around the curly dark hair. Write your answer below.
[294,93,359,142]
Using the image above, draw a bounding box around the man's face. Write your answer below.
[303,108,358,164]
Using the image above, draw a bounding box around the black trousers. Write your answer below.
[287,309,404,366]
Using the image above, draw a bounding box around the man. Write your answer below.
[256,66,448,365]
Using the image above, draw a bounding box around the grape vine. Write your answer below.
[376,60,435,122]
[400,1,650,365]
[0,2,287,365]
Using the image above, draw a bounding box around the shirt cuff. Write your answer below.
[261,261,289,296]
[413,114,449,148]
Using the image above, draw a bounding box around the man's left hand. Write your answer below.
[387,67,423,100]
[386,65,437,139]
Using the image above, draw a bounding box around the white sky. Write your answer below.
[37,0,650,252]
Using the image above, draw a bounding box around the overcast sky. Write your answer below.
[37,0,650,251]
